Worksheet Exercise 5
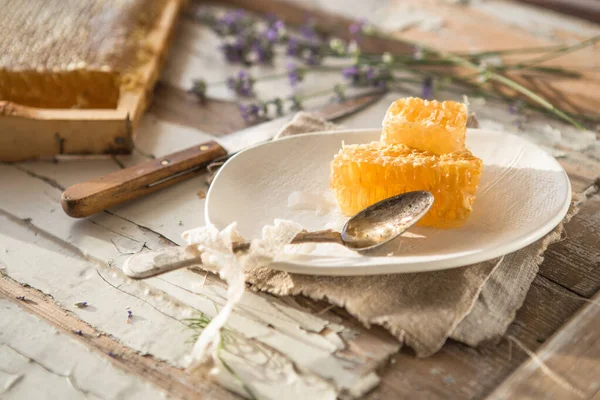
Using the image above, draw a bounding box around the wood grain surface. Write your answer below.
[0,104,131,162]
[540,193,600,298]
[513,0,600,23]
[0,274,236,400]
[487,290,600,399]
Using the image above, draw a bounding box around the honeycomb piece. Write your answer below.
[381,97,467,155]
[330,142,482,228]
[0,0,166,109]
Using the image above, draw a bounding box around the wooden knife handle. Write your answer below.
[61,141,228,218]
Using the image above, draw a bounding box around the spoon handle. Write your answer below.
[123,229,343,279]
[232,229,343,252]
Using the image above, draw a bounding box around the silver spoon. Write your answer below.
[123,191,434,279]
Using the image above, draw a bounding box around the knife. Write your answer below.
[61,91,385,218]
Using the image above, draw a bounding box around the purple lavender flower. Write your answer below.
[422,76,434,100]
[287,63,304,87]
[509,100,524,115]
[215,10,249,36]
[370,67,391,88]
[343,66,359,79]
[239,103,262,122]
[300,18,316,38]
[375,80,388,89]
[74,301,88,309]
[365,67,377,81]
[342,65,391,88]
[265,28,278,42]
[302,45,322,65]
[349,18,367,36]
[227,71,255,97]
[226,77,236,90]
[287,38,299,57]
[263,19,285,43]
[220,35,249,63]
[253,41,275,63]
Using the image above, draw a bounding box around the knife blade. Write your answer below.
[61,90,386,218]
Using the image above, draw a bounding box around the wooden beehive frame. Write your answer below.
[0,0,184,162]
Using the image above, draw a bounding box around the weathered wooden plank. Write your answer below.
[514,0,600,24]
[392,0,600,119]
[539,193,600,297]
[365,274,588,400]
[487,290,600,400]
[149,82,248,135]
[0,279,236,400]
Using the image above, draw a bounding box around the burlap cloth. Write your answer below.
[243,112,578,357]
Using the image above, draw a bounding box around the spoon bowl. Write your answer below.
[342,191,434,251]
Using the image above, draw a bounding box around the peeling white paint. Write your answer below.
[0,165,378,397]
[0,300,167,400]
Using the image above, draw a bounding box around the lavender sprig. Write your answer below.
[220,35,250,63]
[421,76,434,100]
[189,5,594,128]
[227,71,255,96]
[239,103,262,122]
[342,64,392,88]
[287,63,305,87]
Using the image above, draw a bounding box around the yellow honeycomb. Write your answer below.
[381,97,467,155]
[330,141,482,228]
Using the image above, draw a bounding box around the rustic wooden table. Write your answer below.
[1,1,599,399]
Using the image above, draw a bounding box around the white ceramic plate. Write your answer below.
[206,129,571,275]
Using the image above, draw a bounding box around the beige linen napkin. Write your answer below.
[243,112,578,356]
